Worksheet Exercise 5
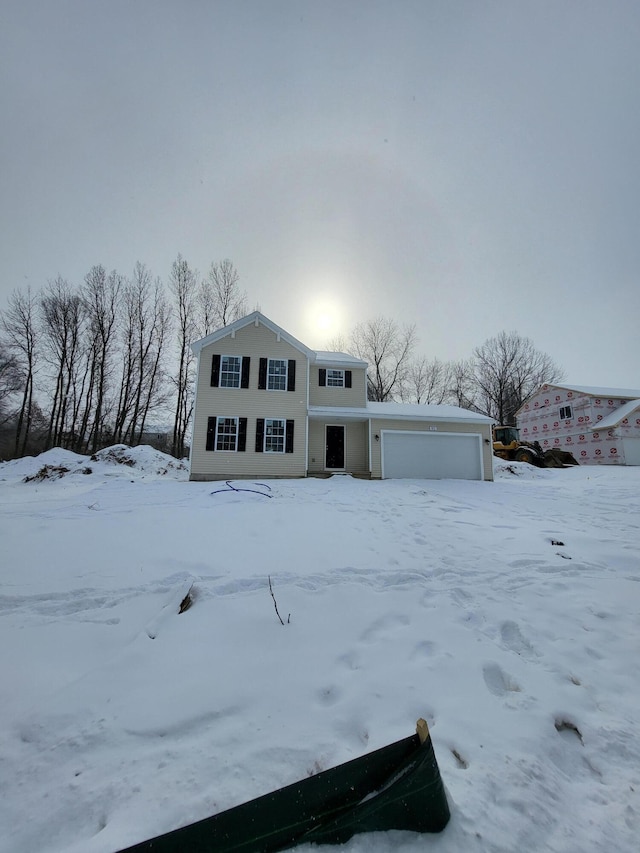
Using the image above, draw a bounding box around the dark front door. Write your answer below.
[326,425,345,469]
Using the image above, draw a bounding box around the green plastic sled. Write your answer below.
[117,719,450,852]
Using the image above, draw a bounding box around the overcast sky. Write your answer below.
[2,1,639,388]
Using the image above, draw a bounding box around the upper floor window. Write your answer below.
[268,359,288,391]
[318,368,352,388]
[258,358,296,392]
[220,356,241,388]
[210,354,250,388]
[559,405,573,420]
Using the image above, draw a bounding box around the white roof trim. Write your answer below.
[588,399,640,431]
[190,311,316,358]
[314,351,367,368]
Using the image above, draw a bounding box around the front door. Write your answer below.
[326,425,345,469]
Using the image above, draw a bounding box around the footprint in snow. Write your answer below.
[482,662,522,697]
[500,621,538,659]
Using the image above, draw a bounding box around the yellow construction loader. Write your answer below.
[492,426,578,467]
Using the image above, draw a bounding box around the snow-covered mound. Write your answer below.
[0,444,188,485]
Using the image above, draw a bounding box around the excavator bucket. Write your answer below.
[542,449,579,467]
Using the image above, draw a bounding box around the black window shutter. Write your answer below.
[255,418,265,452]
[241,356,250,389]
[287,360,296,392]
[206,416,217,451]
[285,420,294,453]
[258,358,267,390]
[210,354,220,387]
[238,418,247,452]
[319,368,326,387]
[345,370,352,388]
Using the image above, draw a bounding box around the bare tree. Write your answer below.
[447,358,478,410]
[350,317,416,401]
[402,356,453,404]
[472,331,564,424]
[170,255,197,458]
[198,259,246,336]
[1,288,38,454]
[39,277,89,449]
[325,333,350,353]
[114,263,170,445]
[0,340,21,427]
[82,266,123,452]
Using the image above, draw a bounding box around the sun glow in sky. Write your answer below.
[302,292,347,348]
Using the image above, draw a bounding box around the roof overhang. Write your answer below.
[308,404,493,426]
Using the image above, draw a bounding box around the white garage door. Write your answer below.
[382,430,483,480]
[623,439,640,466]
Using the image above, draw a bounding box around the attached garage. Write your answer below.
[382,430,485,480]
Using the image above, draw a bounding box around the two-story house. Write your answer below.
[517,383,640,466]
[189,312,494,481]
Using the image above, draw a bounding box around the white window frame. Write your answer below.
[267,358,288,391]
[216,416,239,451]
[327,369,345,388]
[220,355,241,388]
[264,418,286,453]
[559,405,573,420]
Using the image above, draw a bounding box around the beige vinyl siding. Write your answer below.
[309,366,368,407]
[369,418,493,481]
[308,420,369,474]
[190,322,308,480]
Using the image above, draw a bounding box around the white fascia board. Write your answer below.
[308,404,492,425]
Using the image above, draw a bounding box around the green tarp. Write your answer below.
[118,720,450,852]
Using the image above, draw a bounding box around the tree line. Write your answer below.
[330,318,564,425]
[0,256,246,460]
[0,261,563,461]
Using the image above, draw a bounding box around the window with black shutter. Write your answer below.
[238,418,247,451]
[286,420,294,453]
[206,416,217,450]
[287,360,296,392]
[255,418,265,452]
[319,368,326,387]
[345,370,352,388]
[210,355,221,387]
[241,357,250,388]
[258,358,267,390]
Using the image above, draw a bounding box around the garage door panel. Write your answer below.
[382,431,482,480]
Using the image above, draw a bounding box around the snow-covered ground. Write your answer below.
[0,447,638,853]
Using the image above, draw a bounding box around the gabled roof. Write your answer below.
[190,311,316,359]
[543,382,640,399]
[589,399,640,431]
